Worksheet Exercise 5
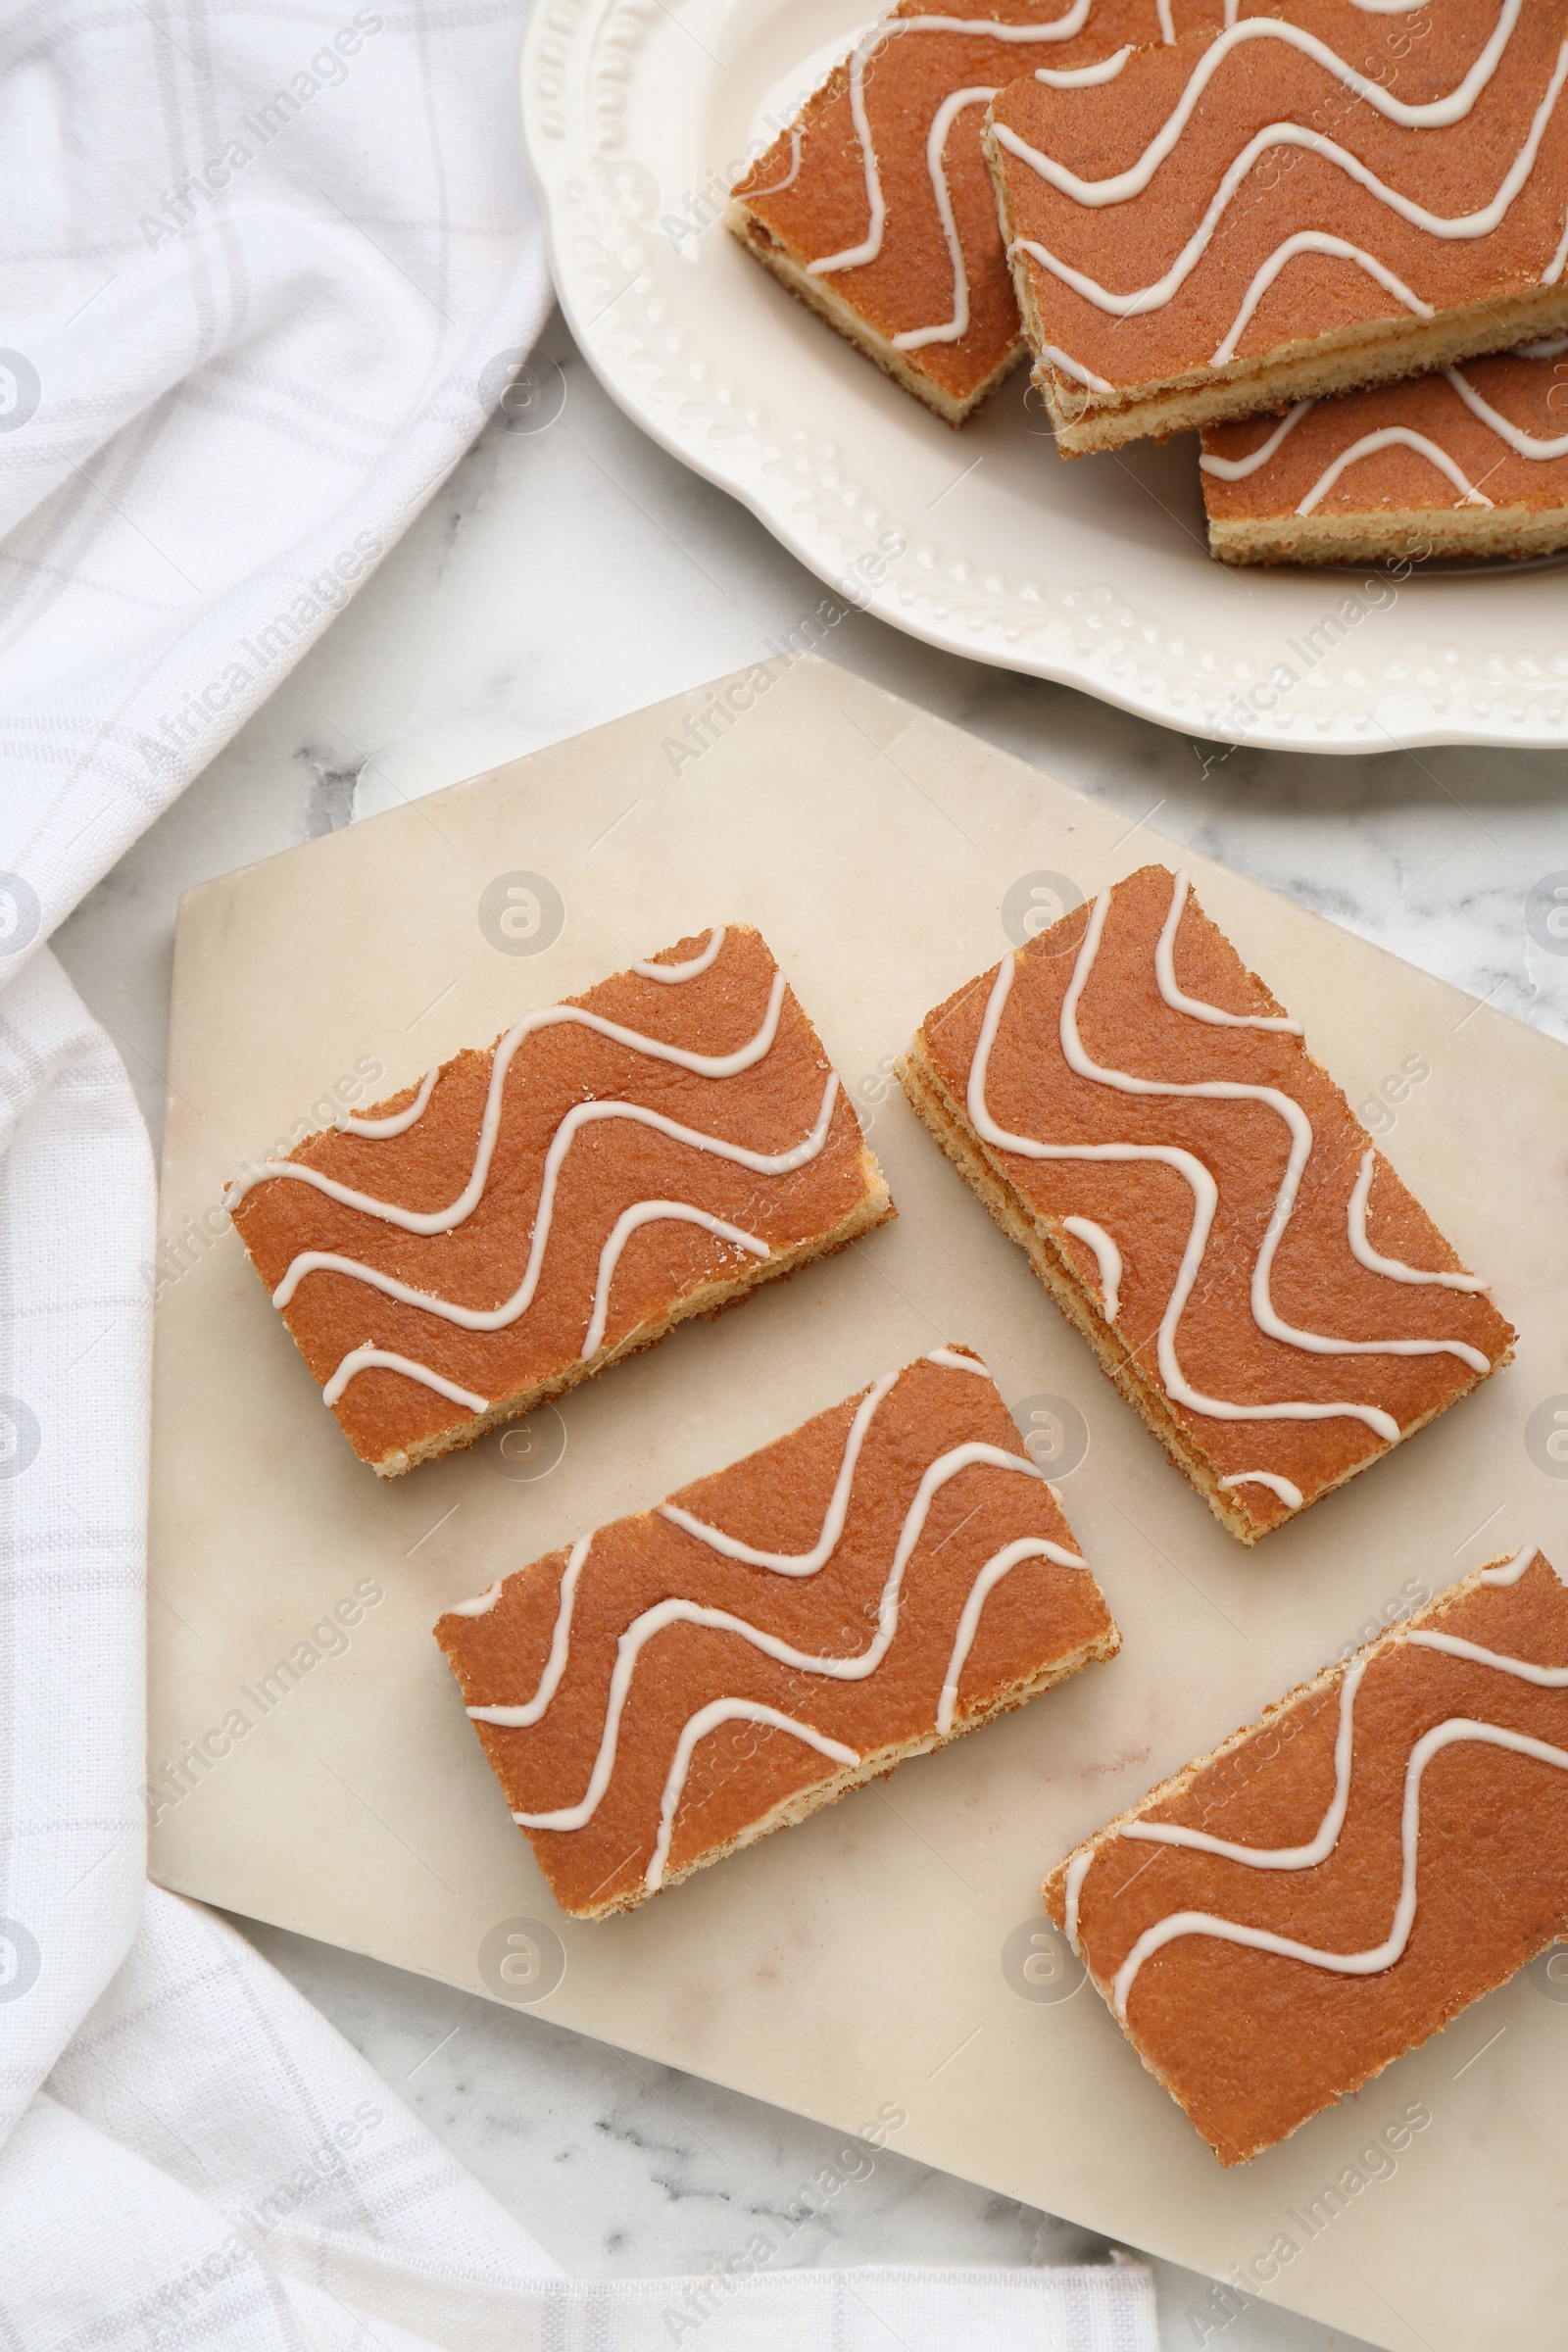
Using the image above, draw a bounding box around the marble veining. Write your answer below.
[55,309,1561,2352]
[55,318,1568,1153]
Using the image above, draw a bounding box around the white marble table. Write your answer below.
[54,308,1568,2352]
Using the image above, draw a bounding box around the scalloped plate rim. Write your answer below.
[517,0,1568,758]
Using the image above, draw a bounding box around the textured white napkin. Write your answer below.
[0,6,1159,2346]
[0,1886,1158,2351]
[0,0,553,968]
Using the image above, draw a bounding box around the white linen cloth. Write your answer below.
[0,5,1160,2346]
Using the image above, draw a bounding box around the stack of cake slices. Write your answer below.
[728,0,1568,565]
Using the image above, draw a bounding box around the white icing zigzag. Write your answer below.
[748,134,803,200]
[229,934,782,1233]
[1061,1214,1121,1323]
[658,1369,901,1568]
[895,86,1005,353]
[1153,882,1302,1034]
[1480,1544,1538,1587]
[650,1703,858,1891]
[797,1,1113,351]
[1066,1555,1568,2018]
[1445,364,1568,458]
[1198,400,1314,479]
[338,1066,437,1138]
[1347,1149,1490,1291]
[997,5,1568,372]
[793,0,1445,350]
[234,932,845,1412]
[1296,425,1493,514]
[1004,7,1526,213]
[462,1355,1086,1891]
[1220,1468,1302,1508]
[280,1081,836,1323]
[1060,1543,1543,1940]
[322,1347,487,1414]
[581,1202,769,1358]
[966,870,1490,1463]
[808,5,1093,275]
[1200,356,1568,515]
[628,926,728,981]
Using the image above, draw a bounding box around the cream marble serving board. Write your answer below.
[150,659,1568,2352]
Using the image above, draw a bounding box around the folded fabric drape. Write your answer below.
[0,6,1158,2344]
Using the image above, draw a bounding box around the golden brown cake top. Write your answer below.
[732,0,1225,404]
[227,926,882,1468]
[915,863,1513,1534]
[988,2,1568,393]
[435,1347,1115,1915]
[1046,1547,1568,2163]
[1200,340,1568,518]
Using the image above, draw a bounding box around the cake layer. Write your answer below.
[1046,1546,1568,2164]
[986,2,1568,453]
[900,864,1513,1542]
[227,927,893,1475]
[434,1347,1119,1916]
[1200,338,1568,564]
[727,0,1225,425]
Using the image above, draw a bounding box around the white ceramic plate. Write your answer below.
[519,0,1568,754]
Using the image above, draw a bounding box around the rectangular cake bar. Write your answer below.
[727,0,1222,426]
[434,1346,1119,1917]
[899,863,1514,1543]
[986,2,1568,454]
[1200,340,1568,564]
[1046,1545,1568,2164]
[227,926,893,1476]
